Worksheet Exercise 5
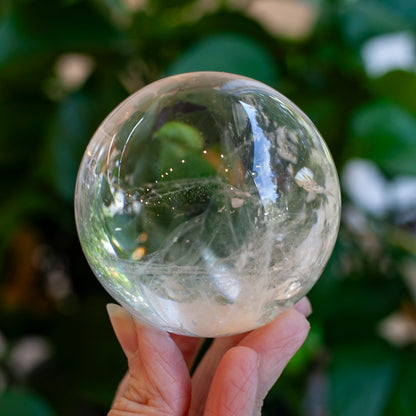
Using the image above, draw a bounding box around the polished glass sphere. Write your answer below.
[75,72,341,337]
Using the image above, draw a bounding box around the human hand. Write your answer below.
[107,298,311,416]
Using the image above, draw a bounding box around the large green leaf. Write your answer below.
[165,32,278,86]
[329,341,399,416]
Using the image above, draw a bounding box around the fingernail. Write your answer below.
[106,303,138,357]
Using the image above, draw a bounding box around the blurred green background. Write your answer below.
[1,0,416,415]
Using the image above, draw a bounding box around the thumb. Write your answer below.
[203,346,259,416]
[106,304,191,416]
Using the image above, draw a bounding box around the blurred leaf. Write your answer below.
[154,121,219,178]
[0,188,51,259]
[148,0,197,9]
[42,92,96,202]
[371,70,416,116]
[165,32,278,86]
[0,0,11,17]
[98,0,130,17]
[0,92,52,189]
[346,100,416,176]
[0,0,123,78]
[154,121,204,150]
[317,278,403,344]
[382,0,416,21]
[0,389,55,416]
[42,75,126,202]
[330,341,399,416]
[308,237,405,344]
[385,349,416,416]
[51,295,125,410]
[339,0,409,46]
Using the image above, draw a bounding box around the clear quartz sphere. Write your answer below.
[75,72,341,337]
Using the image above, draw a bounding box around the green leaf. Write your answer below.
[42,92,97,202]
[339,0,409,46]
[165,32,278,86]
[381,0,416,22]
[309,241,404,344]
[346,100,416,175]
[153,121,204,151]
[330,341,399,416]
[0,389,55,416]
[153,121,218,179]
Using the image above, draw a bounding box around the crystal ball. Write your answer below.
[75,72,341,337]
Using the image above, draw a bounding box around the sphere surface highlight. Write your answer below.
[75,72,341,337]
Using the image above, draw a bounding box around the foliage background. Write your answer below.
[1,0,416,415]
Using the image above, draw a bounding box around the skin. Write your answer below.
[107,297,311,416]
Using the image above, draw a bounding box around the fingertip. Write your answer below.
[282,307,311,344]
[204,346,259,416]
[294,297,312,317]
[106,303,138,358]
[106,303,127,320]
